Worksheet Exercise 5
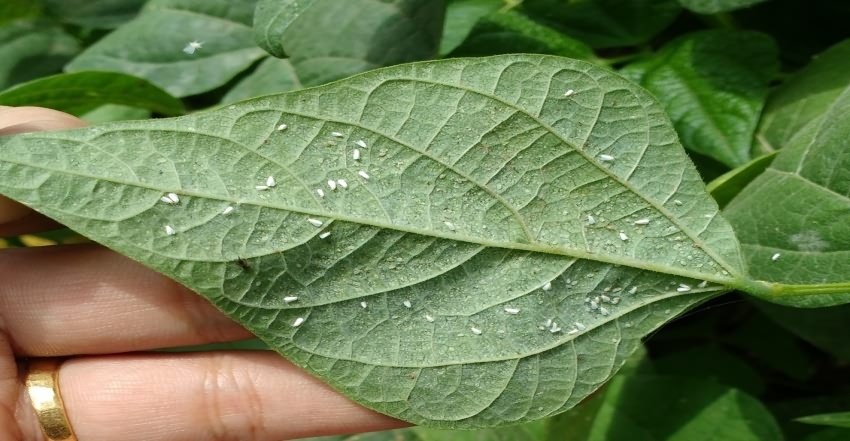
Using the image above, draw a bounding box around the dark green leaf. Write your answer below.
[724,88,850,307]
[0,71,185,116]
[797,412,850,429]
[621,30,778,167]
[254,0,444,86]
[706,152,777,208]
[562,375,784,441]
[439,0,503,56]
[43,0,146,29]
[66,0,266,97]
[415,420,547,441]
[221,58,302,104]
[653,345,765,395]
[448,10,596,60]
[521,0,681,49]
[81,104,151,124]
[0,55,749,427]
[805,429,850,441]
[0,20,80,90]
[678,0,768,14]
[754,300,850,362]
[757,39,850,154]
[0,0,42,25]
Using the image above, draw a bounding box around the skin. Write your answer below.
[0,106,406,441]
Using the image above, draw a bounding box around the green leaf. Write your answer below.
[254,0,444,86]
[621,30,778,167]
[0,20,80,90]
[0,0,42,25]
[43,0,146,29]
[81,104,151,124]
[724,88,850,307]
[653,345,765,395]
[797,412,850,429]
[757,39,850,155]
[0,54,748,427]
[521,0,681,49]
[557,375,784,441]
[65,0,266,97]
[439,0,503,56]
[0,71,185,116]
[706,151,777,209]
[753,300,850,362]
[447,10,596,60]
[805,429,850,441]
[221,57,302,104]
[677,0,768,14]
[416,420,547,441]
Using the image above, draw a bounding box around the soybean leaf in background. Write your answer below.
[439,0,503,56]
[621,30,778,168]
[221,58,301,104]
[756,39,850,155]
[447,10,596,60]
[706,152,777,208]
[254,0,444,86]
[415,419,547,441]
[521,0,681,49]
[798,413,850,429]
[81,105,151,124]
[805,429,850,441]
[554,375,783,441]
[0,20,79,90]
[724,89,850,307]
[752,300,850,362]
[0,55,751,427]
[0,71,185,117]
[43,0,146,29]
[0,0,41,25]
[66,0,266,97]
[653,346,765,395]
[677,0,768,14]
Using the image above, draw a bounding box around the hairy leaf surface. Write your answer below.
[621,30,778,167]
[254,0,444,86]
[0,55,746,427]
[725,88,850,307]
[66,0,266,97]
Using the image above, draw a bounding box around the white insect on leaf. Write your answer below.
[443,221,456,231]
[697,280,708,288]
[182,40,203,54]
[307,218,324,227]
[471,327,482,335]
[319,231,331,239]
[504,307,520,315]
[166,192,180,204]
[222,206,234,215]
[771,253,781,261]
[599,307,609,316]
[677,284,692,293]
[542,281,552,291]
[255,185,270,191]
[164,225,176,236]
[316,188,325,198]
[628,286,638,294]
[358,170,370,180]
[353,149,361,160]
[327,180,337,190]
[284,296,298,303]
[598,154,615,162]
[360,301,368,309]
[266,176,276,187]
[331,131,344,138]
[674,199,683,206]
[355,140,367,148]
[619,232,629,241]
[160,196,175,205]
[276,123,287,131]
[337,179,348,189]
[403,300,412,308]
[292,317,305,327]
[634,218,650,225]
[564,89,575,97]
[575,322,587,331]
[587,214,596,225]
[424,314,435,322]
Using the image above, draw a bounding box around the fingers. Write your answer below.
[52,352,406,441]
[0,106,87,235]
[0,244,252,356]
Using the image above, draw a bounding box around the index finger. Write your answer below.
[0,106,88,235]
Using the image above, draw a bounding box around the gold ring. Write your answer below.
[25,359,78,441]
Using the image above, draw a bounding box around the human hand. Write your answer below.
[0,106,406,441]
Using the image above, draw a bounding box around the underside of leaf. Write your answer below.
[0,55,745,427]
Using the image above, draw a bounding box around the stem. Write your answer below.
[735,279,850,300]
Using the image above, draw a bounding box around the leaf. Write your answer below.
[706,151,777,208]
[753,300,850,362]
[0,71,185,116]
[81,104,151,124]
[797,413,850,429]
[724,88,850,307]
[43,0,146,29]
[0,0,42,25]
[0,54,748,427]
[556,375,784,441]
[0,20,80,90]
[65,0,266,97]
[621,30,778,167]
[653,345,765,395]
[416,420,547,441]
[521,0,681,49]
[254,0,445,86]
[439,0,503,56]
[221,57,302,104]
[447,10,596,60]
[677,0,769,14]
[756,39,850,155]
[805,429,850,441]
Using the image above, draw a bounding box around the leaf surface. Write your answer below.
[0,20,79,90]
[621,30,778,167]
[678,0,768,13]
[221,57,302,104]
[0,71,185,116]
[756,39,850,154]
[724,88,850,307]
[706,152,776,208]
[43,0,146,28]
[521,0,681,49]
[254,0,444,86]
[439,0,503,56]
[65,0,266,97]
[0,55,746,427]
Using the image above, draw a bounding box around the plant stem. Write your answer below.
[738,279,850,300]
